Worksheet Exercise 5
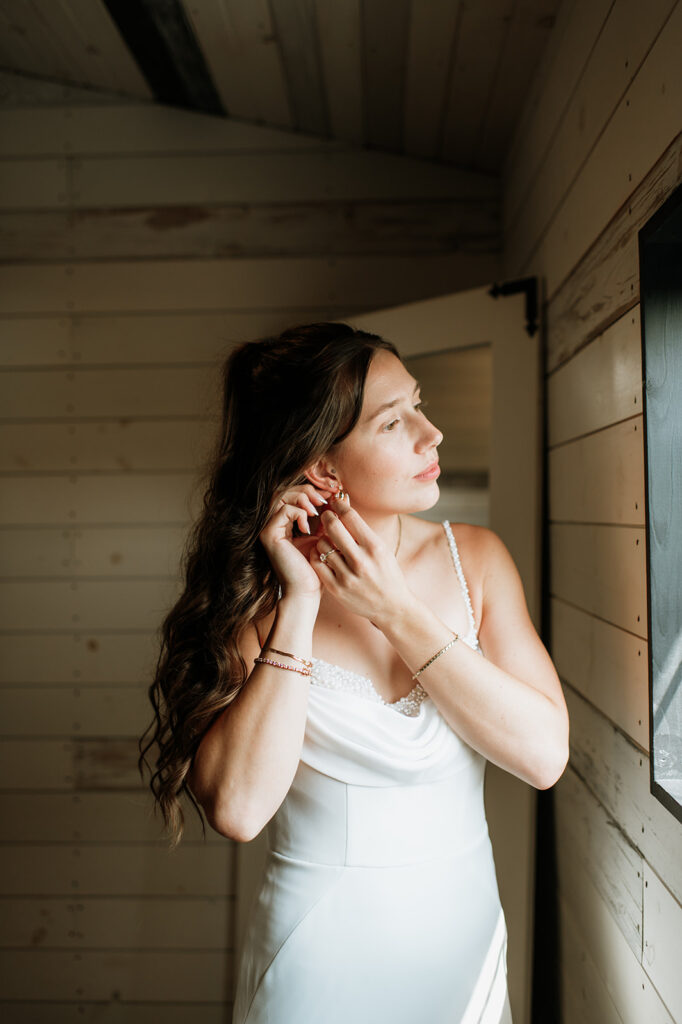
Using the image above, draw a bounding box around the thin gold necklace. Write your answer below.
[394,514,402,557]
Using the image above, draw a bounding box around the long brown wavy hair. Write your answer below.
[139,321,400,845]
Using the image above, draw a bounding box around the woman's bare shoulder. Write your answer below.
[407,515,493,561]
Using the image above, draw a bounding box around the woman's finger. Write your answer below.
[276,486,327,518]
[310,544,343,584]
[326,502,380,553]
[301,483,332,506]
[269,499,312,536]
[319,509,364,567]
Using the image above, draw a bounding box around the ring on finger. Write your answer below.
[319,546,339,564]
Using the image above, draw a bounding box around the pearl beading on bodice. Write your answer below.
[310,657,429,717]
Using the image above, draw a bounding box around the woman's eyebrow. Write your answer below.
[366,380,420,421]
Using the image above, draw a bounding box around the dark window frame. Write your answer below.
[639,180,682,825]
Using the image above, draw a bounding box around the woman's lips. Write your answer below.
[414,462,440,480]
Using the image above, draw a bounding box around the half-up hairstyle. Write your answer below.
[139,322,400,844]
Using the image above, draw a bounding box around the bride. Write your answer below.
[141,321,569,1024]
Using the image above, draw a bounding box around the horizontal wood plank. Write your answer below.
[0,1002,228,1024]
[73,738,148,792]
[0,366,218,420]
[547,307,643,445]
[0,739,75,790]
[0,152,497,211]
[548,417,644,524]
[0,949,232,1002]
[0,100,321,156]
[0,473,200,526]
[0,792,219,844]
[565,686,682,907]
[0,633,159,685]
[0,199,499,262]
[550,523,646,635]
[0,686,151,738]
[550,597,648,748]
[0,579,181,632]
[0,526,187,578]
[0,737,147,792]
[0,895,231,950]
[0,310,351,368]
[0,254,501,315]
[0,70,130,110]
[0,419,217,475]
[0,844,234,898]
[0,158,66,209]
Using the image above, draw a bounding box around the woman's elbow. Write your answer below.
[534,741,569,790]
[203,793,264,843]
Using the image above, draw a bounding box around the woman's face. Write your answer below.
[328,350,443,515]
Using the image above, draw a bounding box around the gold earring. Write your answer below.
[331,481,347,502]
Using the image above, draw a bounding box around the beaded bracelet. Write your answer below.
[411,633,460,680]
[263,646,313,669]
[254,656,312,677]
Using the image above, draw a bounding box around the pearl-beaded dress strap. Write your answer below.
[442,521,478,641]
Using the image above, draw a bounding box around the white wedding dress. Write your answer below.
[232,521,512,1024]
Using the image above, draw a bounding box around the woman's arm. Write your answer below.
[315,509,569,790]
[378,527,568,789]
[188,594,318,842]
[189,482,331,841]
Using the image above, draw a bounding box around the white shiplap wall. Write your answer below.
[503,1,682,1020]
[0,74,500,1021]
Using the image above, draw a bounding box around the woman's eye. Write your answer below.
[383,418,399,432]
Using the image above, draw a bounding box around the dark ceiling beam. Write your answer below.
[102,0,224,115]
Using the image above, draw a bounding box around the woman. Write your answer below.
[141,322,569,1024]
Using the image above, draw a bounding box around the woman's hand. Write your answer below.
[311,499,414,625]
[258,484,334,600]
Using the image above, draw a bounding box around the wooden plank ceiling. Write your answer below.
[0,0,560,172]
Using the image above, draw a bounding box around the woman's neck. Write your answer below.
[348,507,404,557]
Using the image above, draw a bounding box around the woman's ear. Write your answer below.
[303,458,340,493]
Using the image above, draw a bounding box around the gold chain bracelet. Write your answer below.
[411,633,460,680]
[262,646,313,669]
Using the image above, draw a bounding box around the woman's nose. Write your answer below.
[418,417,443,450]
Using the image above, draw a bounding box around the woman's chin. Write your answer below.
[405,481,441,513]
